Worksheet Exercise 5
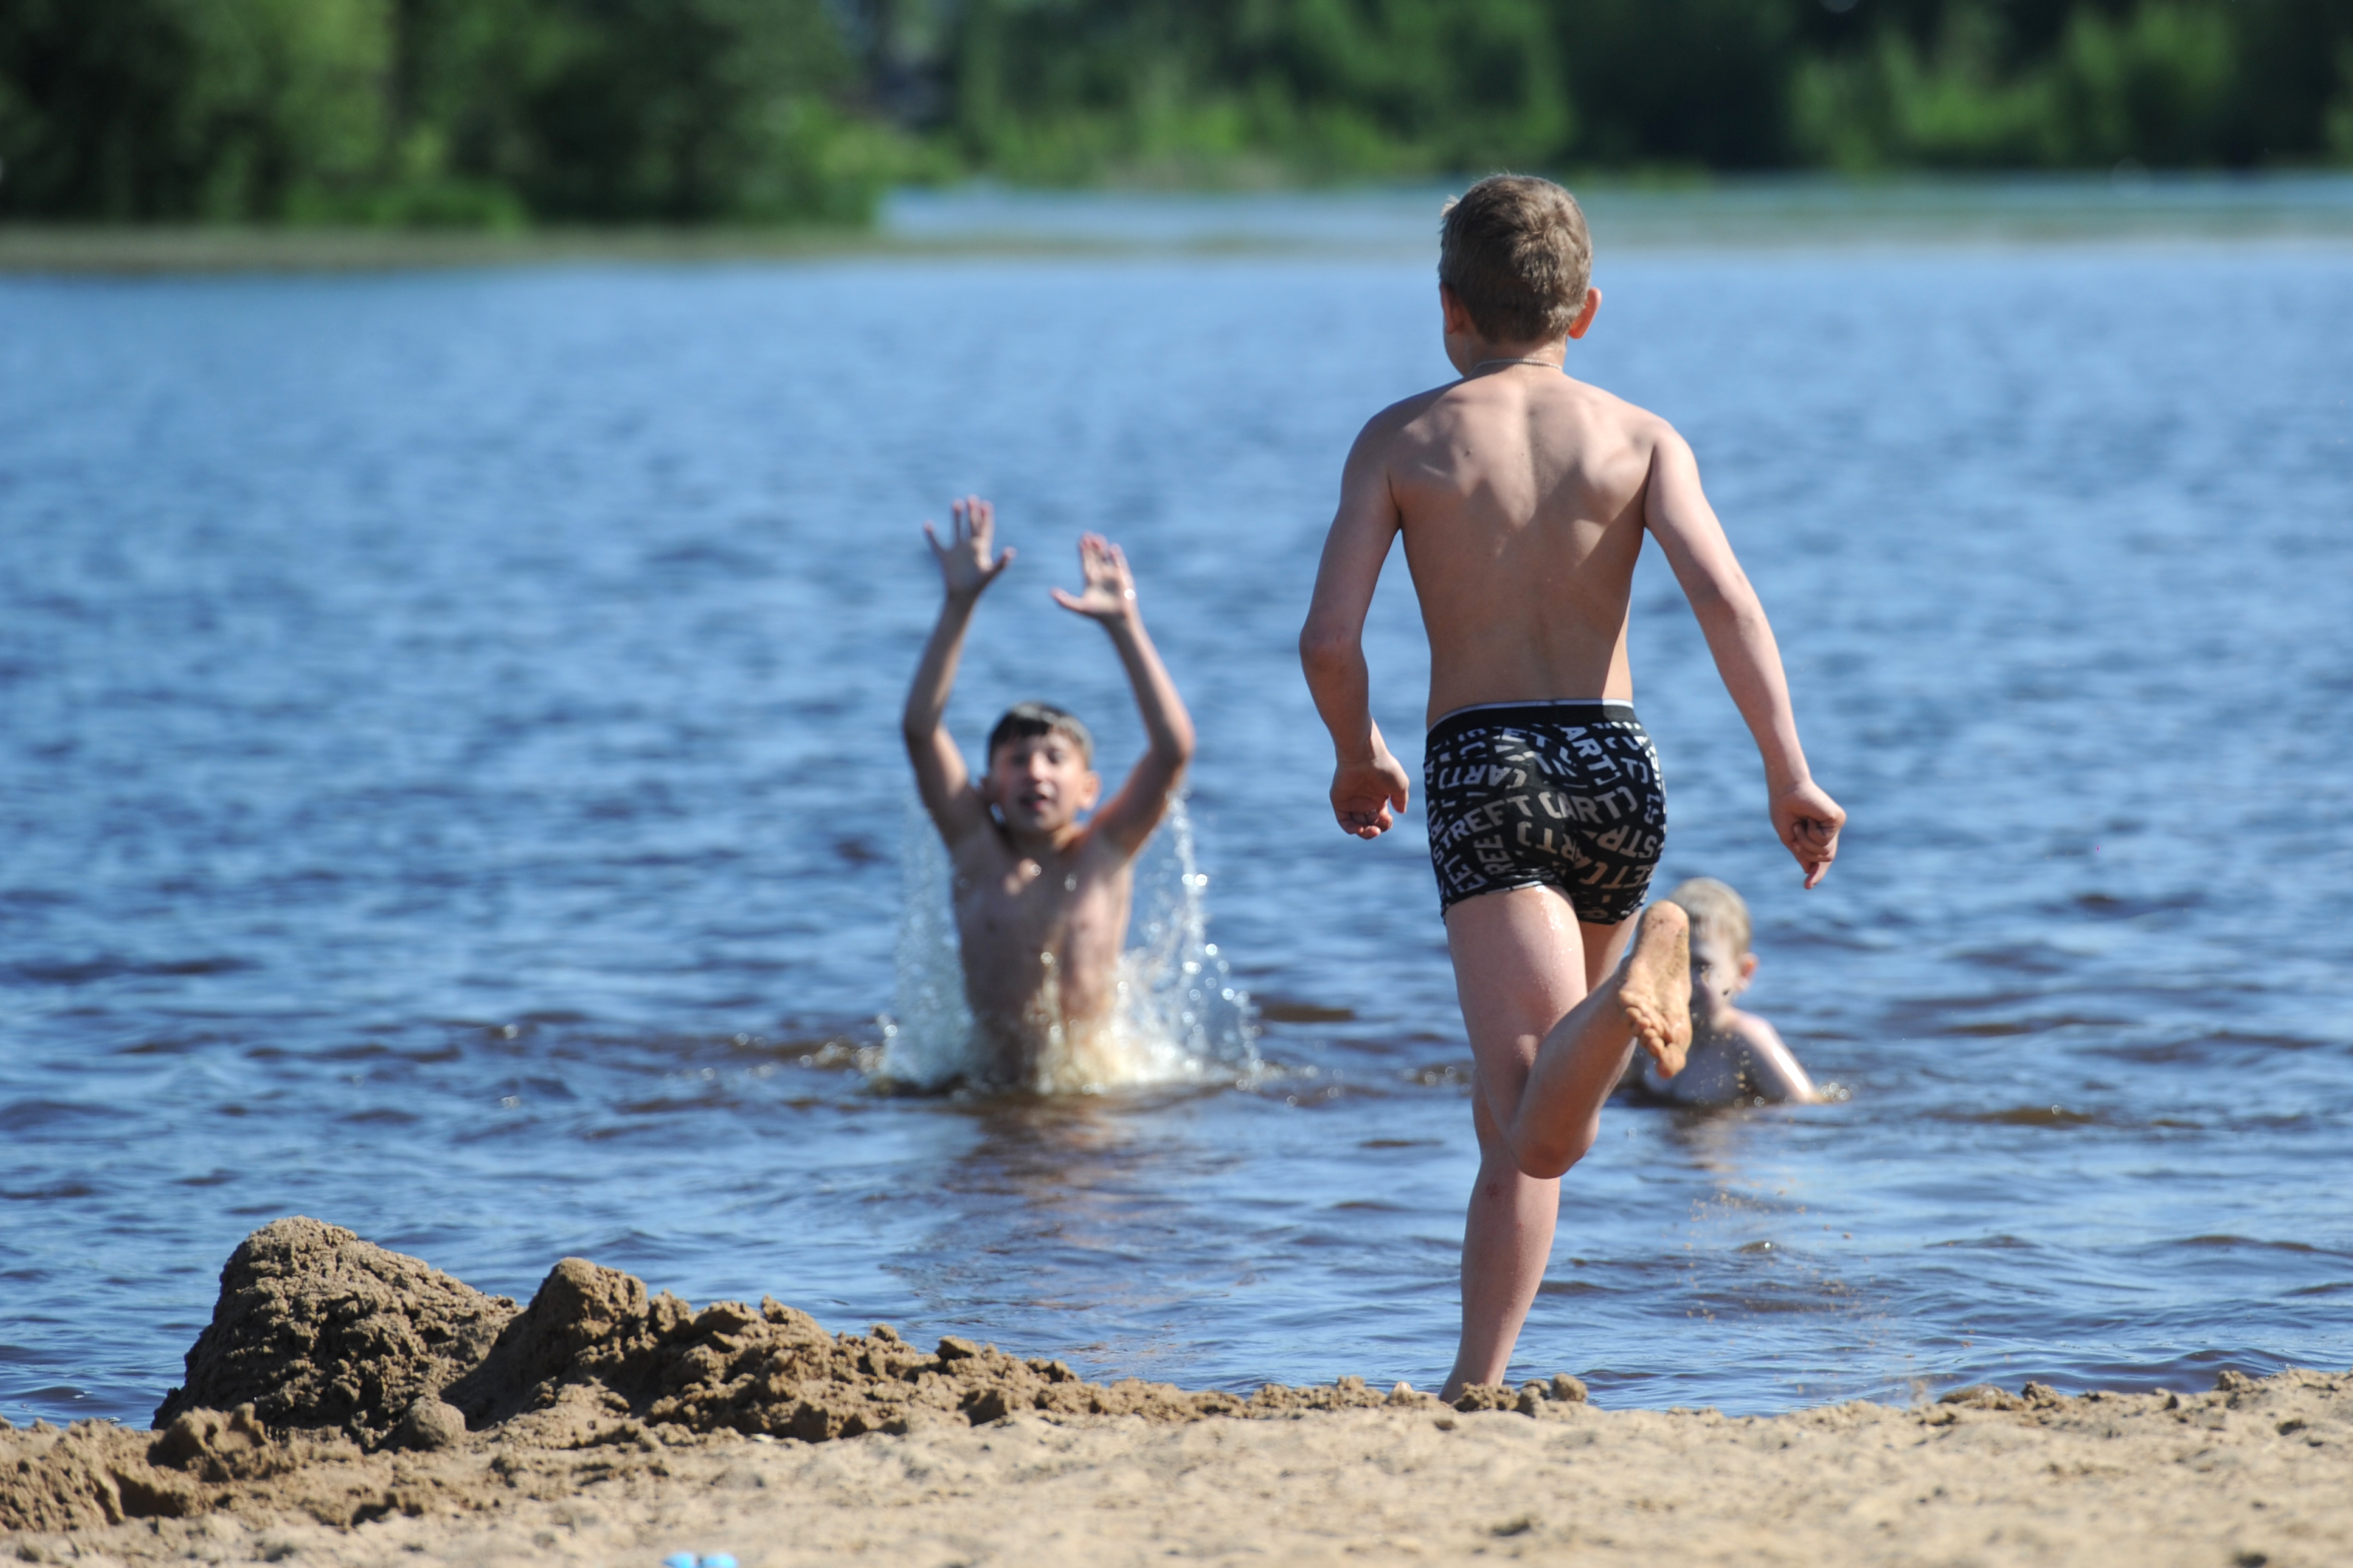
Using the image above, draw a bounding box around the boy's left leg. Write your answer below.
[1442,893,1661,1397]
[1450,1090,1559,1397]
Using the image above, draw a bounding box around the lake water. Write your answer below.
[3,209,2349,1426]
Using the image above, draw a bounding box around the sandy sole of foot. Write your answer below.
[12,1373,2349,1567]
[1619,900,1692,1078]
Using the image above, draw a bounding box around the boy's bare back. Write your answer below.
[1308,280,1838,880]
[1355,368,1675,721]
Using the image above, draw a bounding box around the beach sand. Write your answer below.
[6,1219,2347,1566]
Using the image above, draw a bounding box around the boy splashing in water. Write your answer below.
[903,497,1196,1092]
[1298,176,1845,1398]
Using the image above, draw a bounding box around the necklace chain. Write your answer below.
[1470,356,1562,373]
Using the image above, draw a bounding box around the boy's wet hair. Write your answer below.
[987,701,1094,766]
[1665,877,1751,956]
[1438,175,1594,346]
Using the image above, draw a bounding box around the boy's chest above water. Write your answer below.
[953,855,1119,940]
[955,856,1076,926]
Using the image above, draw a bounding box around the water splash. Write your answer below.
[879,796,976,1091]
[878,793,1258,1093]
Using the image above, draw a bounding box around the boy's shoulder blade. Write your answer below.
[1533,374,1670,436]
[1355,381,1459,441]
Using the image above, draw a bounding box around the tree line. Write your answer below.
[4,0,2348,225]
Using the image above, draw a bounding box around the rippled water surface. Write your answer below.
[3,228,2350,1425]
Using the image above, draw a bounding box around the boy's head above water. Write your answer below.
[1663,877,1758,1020]
[985,701,1100,835]
[1438,174,1599,354]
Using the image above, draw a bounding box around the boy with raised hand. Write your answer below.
[903,496,1196,1093]
[1298,176,1845,1399]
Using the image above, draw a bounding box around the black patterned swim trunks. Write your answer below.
[1423,700,1667,924]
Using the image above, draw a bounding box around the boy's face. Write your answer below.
[1687,928,1758,1025]
[985,730,1101,838]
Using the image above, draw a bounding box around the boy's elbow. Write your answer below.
[1298,623,1355,678]
[1696,567,1762,619]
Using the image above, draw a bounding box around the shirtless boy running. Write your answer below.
[904,496,1196,1092]
[1298,176,1846,1397]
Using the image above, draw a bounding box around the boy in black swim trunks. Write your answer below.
[1298,175,1845,1399]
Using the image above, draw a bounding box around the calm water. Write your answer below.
[3,228,2350,1427]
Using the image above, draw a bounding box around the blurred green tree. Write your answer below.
[0,0,389,219]
[1554,0,1799,169]
[946,0,1574,181]
[1792,0,2353,170]
[4,0,2349,223]
[487,0,872,221]
[0,0,893,223]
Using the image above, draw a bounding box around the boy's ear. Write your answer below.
[1439,283,1475,339]
[1077,770,1103,812]
[1736,951,1759,992]
[1565,286,1603,341]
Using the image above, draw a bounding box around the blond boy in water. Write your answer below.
[1636,877,1822,1106]
[1298,176,1845,1399]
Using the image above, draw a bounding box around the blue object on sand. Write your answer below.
[700,1557,739,1568]
[662,1555,697,1568]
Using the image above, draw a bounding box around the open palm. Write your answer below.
[1050,533,1137,622]
[924,495,1012,601]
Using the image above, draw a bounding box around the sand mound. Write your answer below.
[150,1219,1457,1451]
[154,1218,518,1447]
[150,1218,1462,1453]
[441,1253,1429,1442]
[2,1217,1474,1536]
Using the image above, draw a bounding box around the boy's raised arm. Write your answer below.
[1054,534,1194,857]
[903,496,1011,843]
[1299,425,1412,839]
[1640,427,1846,887]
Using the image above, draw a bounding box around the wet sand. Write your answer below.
[6,1221,2347,1566]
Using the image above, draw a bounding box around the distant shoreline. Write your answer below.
[0,226,1053,277]
[8,174,2353,274]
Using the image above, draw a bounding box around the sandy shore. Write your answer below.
[12,1376,2351,1567]
[6,1219,2346,1566]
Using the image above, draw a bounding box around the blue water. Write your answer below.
[2,230,2349,1426]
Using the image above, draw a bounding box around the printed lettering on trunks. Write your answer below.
[1422,704,1666,926]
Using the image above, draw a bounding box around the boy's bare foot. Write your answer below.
[1618,901,1693,1077]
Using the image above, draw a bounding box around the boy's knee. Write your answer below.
[1510,1125,1594,1181]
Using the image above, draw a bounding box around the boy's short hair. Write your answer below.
[1438,175,1594,346]
[1665,877,1751,956]
[987,701,1094,766]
